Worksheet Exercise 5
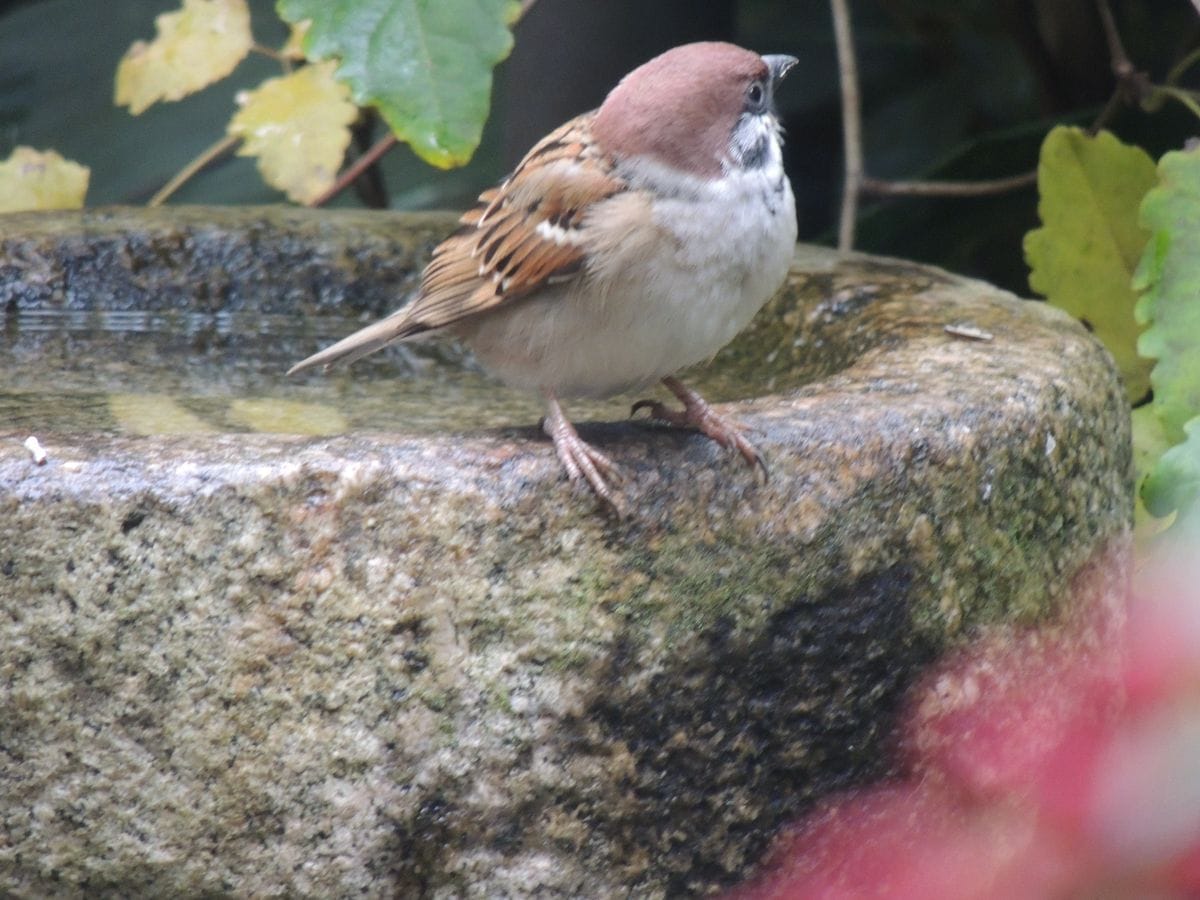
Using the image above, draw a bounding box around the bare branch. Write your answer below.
[861,171,1037,199]
[1096,0,1134,80]
[1089,89,1125,134]
[1095,0,1153,106]
[830,0,862,252]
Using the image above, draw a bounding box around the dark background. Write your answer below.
[1,0,1195,295]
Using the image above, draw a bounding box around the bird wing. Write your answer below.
[288,113,626,375]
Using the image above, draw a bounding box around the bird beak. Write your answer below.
[763,54,799,86]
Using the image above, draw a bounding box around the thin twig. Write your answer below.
[1089,88,1125,134]
[1095,0,1152,106]
[1095,0,1196,120]
[1155,85,1200,120]
[861,171,1037,198]
[1096,0,1134,79]
[307,134,399,208]
[249,43,289,63]
[1166,44,1200,86]
[830,0,862,252]
[148,134,239,207]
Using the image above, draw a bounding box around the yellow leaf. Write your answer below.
[115,0,252,115]
[1025,128,1157,401]
[108,394,217,435]
[0,146,89,213]
[227,398,348,434]
[228,61,356,204]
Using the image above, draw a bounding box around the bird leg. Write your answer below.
[632,375,769,480]
[542,390,626,514]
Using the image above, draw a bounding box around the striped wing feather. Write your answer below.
[287,113,625,375]
[405,114,623,331]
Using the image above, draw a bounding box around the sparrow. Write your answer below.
[288,42,799,513]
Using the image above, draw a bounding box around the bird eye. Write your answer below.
[747,80,766,109]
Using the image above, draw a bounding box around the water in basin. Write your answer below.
[2,306,760,437]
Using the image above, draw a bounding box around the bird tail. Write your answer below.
[286,310,428,376]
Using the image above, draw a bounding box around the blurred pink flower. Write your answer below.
[731,545,1200,899]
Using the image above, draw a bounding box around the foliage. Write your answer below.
[1132,145,1200,526]
[108,0,518,201]
[1130,405,1176,541]
[1135,146,1200,444]
[228,60,357,203]
[115,0,253,115]
[0,146,89,212]
[276,0,520,169]
[1024,127,1157,402]
[1026,127,1200,534]
[1142,419,1200,528]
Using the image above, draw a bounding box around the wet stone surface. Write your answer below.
[0,207,1131,897]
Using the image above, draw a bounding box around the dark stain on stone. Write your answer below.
[582,566,934,894]
[401,649,429,674]
[391,793,460,896]
[120,509,146,534]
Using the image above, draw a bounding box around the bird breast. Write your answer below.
[456,157,797,399]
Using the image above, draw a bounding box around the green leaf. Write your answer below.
[1024,126,1157,402]
[1132,404,1176,546]
[1142,416,1200,522]
[276,0,519,169]
[1134,144,1200,446]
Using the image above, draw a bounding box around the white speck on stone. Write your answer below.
[23,435,47,465]
[559,529,583,554]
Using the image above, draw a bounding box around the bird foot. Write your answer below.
[543,395,627,515]
[632,376,768,481]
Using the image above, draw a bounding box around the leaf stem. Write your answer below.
[307,134,398,208]
[250,43,288,63]
[1152,85,1200,121]
[1166,45,1200,87]
[148,134,240,207]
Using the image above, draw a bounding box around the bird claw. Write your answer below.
[635,378,769,482]
[630,398,682,424]
[560,439,627,513]
[543,396,627,515]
